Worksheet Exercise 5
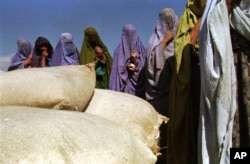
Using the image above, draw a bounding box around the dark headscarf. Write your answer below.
[8,37,32,71]
[51,33,80,66]
[109,24,146,98]
[30,36,53,67]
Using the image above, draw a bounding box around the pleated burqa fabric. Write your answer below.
[109,24,146,98]
[198,0,237,163]
[51,33,80,66]
[166,0,206,164]
[145,8,178,109]
[145,8,178,163]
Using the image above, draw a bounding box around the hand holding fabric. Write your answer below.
[161,30,174,48]
[127,63,136,72]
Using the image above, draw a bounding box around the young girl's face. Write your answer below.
[40,45,48,52]
[95,46,103,54]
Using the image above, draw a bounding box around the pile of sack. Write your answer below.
[0,64,168,164]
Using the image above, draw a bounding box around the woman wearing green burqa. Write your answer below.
[166,0,206,164]
[80,27,113,89]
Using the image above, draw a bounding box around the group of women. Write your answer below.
[6,0,250,164]
[8,33,78,69]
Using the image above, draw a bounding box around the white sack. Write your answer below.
[0,106,157,164]
[0,64,95,111]
[85,89,169,155]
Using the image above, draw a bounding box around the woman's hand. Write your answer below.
[41,47,49,58]
[41,48,48,67]
[161,30,175,48]
[24,54,32,68]
[127,63,136,72]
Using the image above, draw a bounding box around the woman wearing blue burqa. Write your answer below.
[145,8,178,164]
[109,24,146,99]
[8,37,32,71]
[51,33,80,66]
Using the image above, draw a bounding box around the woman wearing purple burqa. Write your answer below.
[109,24,146,99]
[8,37,32,71]
[51,33,80,66]
[145,8,178,163]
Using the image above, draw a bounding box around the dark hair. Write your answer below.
[34,36,53,58]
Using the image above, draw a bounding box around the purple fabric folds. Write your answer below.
[51,33,80,66]
[8,37,32,71]
[109,24,146,98]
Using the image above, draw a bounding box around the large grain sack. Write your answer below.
[0,64,95,111]
[85,89,169,155]
[0,106,157,164]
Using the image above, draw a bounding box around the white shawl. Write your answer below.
[198,0,237,164]
[230,0,250,41]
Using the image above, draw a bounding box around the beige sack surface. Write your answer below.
[0,64,95,111]
[85,89,169,155]
[0,106,157,164]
